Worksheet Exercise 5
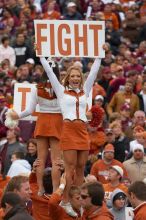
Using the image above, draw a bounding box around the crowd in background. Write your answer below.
[0,0,146,219]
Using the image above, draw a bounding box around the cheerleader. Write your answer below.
[39,54,103,214]
[9,64,63,194]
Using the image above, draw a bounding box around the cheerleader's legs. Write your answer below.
[36,137,49,194]
[74,150,89,186]
[49,137,62,191]
[63,150,77,202]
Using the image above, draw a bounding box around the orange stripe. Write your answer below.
[64,90,84,119]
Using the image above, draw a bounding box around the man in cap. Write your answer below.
[90,144,127,184]
[103,165,128,208]
[63,2,82,20]
[123,144,146,182]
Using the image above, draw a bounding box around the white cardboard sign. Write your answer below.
[34,20,105,58]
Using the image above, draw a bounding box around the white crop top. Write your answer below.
[40,57,101,122]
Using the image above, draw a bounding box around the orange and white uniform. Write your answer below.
[40,57,101,150]
[18,81,63,139]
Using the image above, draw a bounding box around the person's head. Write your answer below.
[115,65,124,77]
[108,166,123,182]
[19,64,30,80]
[27,139,37,156]
[109,112,121,123]
[60,67,67,83]
[106,20,113,30]
[134,110,145,127]
[104,3,112,13]
[126,9,135,19]
[101,66,112,80]
[11,151,25,163]
[67,2,77,15]
[16,33,25,45]
[94,95,104,107]
[115,55,124,65]
[25,58,35,70]
[109,121,123,138]
[124,79,134,93]
[132,144,144,160]
[127,70,138,81]
[5,175,31,202]
[103,144,115,161]
[120,103,131,118]
[111,189,127,210]
[128,181,146,208]
[1,35,9,47]
[6,127,20,142]
[1,192,23,216]
[122,177,131,188]
[105,128,115,143]
[63,66,83,89]
[81,182,104,210]
[69,185,81,210]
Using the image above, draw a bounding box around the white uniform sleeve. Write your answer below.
[84,58,101,97]
[18,86,38,118]
[40,57,64,99]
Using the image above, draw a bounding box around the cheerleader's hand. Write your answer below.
[5,109,19,129]
[8,109,19,120]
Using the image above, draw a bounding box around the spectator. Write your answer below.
[4,175,32,215]
[123,144,146,182]
[128,181,146,220]
[7,151,31,178]
[132,110,146,129]
[103,165,127,208]
[104,3,119,30]
[2,127,25,176]
[43,0,61,20]
[90,144,127,184]
[110,189,133,220]
[25,139,37,168]
[1,192,34,220]
[105,20,121,55]
[13,33,32,67]
[107,79,139,117]
[109,121,130,162]
[63,2,83,20]
[81,182,114,220]
[138,80,146,113]
[0,35,16,66]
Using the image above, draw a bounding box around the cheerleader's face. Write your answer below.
[68,69,82,89]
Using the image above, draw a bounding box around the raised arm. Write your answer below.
[18,86,38,118]
[40,57,64,99]
[84,58,101,97]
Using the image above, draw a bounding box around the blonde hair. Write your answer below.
[63,66,84,89]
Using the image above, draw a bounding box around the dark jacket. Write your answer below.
[3,204,34,220]
[113,136,130,162]
[137,93,145,112]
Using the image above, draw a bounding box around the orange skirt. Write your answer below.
[60,120,89,151]
[34,113,63,140]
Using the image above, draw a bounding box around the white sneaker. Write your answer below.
[59,201,78,217]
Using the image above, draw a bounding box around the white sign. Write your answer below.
[34,20,105,58]
[13,83,39,120]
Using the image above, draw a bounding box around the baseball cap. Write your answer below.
[94,95,104,101]
[110,165,124,177]
[105,128,113,135]
[104,144,114,153]
[67,2,76,7]
[26,58,35,65]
